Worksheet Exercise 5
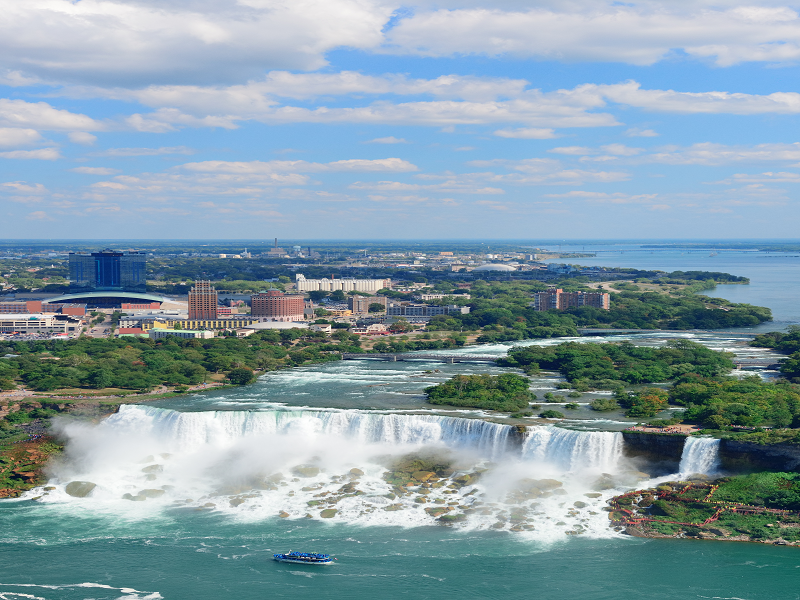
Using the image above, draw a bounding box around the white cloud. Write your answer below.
[71,167,120,175]
[716,171,800,183]
[0,128,43,148]
[0,0,392,85]
[385,5,800,67]
[350,178,506,195]
[625,127,659,137]
[365,136,409,144]
[548,146,593,155]
[0,148,60,160]
[68,131,97,145]
[493,127,558,139]
[26,210,53,221]
[2,181,47,194]
[543,190,659,204]
[99,146,195,157]
[0,99,99,130]
[646,142,800,165]
[181,158,419,174]
[596,81,800,114]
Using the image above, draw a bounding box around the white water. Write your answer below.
[678,437,721,476]
[521,427,624,473]
[28,405,643,541]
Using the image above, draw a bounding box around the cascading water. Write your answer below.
[520,426,624,472]
[678,437,721,475]
[32,405,640,540]
[106,405,514,458]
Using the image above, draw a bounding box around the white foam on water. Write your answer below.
[678,437,721,476]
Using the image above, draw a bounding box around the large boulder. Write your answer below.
[141,464,163,474]
[320,509,338,518]
[349,468,365,476]
[139,488,165,498]
[65,481,96,498]
[292,465,320,478]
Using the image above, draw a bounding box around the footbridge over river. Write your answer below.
[341,353,498,364]
[577,328,757,338]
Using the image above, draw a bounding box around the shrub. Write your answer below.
[539,410,565,419]
[590,398,619,412]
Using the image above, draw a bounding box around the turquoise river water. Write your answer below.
[2,245,800,600]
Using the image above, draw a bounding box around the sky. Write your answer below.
[3,1,800,239]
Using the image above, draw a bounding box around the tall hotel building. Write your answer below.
[533,287,610,311]
[69,249,146,293]
[188,280,219,319]
[250,290,305,321]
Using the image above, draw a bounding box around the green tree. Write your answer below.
[368,303,385,313]
[227,367,256,385]
[87,369,113,389]
[308,290,329,302]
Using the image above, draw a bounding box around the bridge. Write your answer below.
[341,353,498,364]
[577,328,757,338]
[733,358,783,369]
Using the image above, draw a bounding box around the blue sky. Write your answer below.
[3,0,800,239]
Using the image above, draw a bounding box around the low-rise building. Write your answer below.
[310,323,333,333]
[0,314,69,334]
[0,300,86,316]
[414,293,471,301]
[148,329,215,340]
[348,295,388,313]
[351,323,389,335]
[386,304,470,319]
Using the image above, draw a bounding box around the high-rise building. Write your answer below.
[188,280,218,319]
[69,250,147,293]
[533,287,610,311]
[251,290,305,321]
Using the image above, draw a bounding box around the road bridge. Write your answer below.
[341,353,498,364]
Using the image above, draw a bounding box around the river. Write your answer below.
[1,246,799,600]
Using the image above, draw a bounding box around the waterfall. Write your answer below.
[678,437,721,475]
[106,405,513,459]
[520,426,624,472]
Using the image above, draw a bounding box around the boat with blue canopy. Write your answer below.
[273,551,335,565]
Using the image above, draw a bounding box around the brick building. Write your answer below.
[533,287,610,311]
[251,290,305,321]
[188,280,218,319]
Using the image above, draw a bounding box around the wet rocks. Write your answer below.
[65,481,96,497]
[320,509,338,518]
[122,493,146,501]
[292,465,320,478]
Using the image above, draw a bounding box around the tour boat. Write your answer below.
[273,551,335,565]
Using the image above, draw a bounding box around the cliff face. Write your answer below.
[621,432,684,475]
[621,432,800,474]
[719,440,800,472]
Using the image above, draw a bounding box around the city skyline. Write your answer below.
[2,1,800,239]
